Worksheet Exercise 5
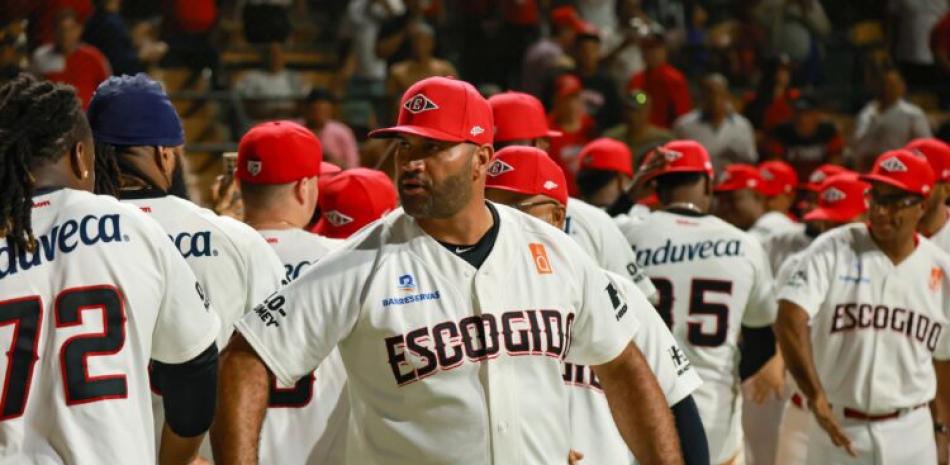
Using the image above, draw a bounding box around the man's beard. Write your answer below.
[167,157,190,201]
[400,165,474,220]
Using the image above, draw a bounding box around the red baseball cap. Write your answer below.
[554,74,583,98]
[803,173,870,223]
[802,164,850,192]
[484,146,569,205]
[758,160,799,197]
[860,149,936,197]
[551,5,587,33]
[715,164,766,194]
[312,168,398,239]
[320,162,342,176]
[638,140,714,183]
[369,77,493,146]
[237,120,322,184]
[579,138,633,176]
[489,92,562,142]
[905,138,950,182]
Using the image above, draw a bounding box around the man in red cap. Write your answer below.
[548,73,598,195]
[713,164,770,236]
[771,173,870,465]
[311,168,398,239]
[907,138,950,251]
[521,5,589,96]
[576,138,634,208]
[489,88,658,303]
[759,160,800,223]
[484,146,707,465]
[617,139,779,465]
[776,149,950,465]
[236,120,349,465]
[213,76,683,465]
[797,163,852,217]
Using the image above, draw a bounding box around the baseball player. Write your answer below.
[483,145,708,465]
[759,160,799,222]
[772,173,870,465]
[775,149,950,465]
[212,76,683,465]
[715,163,797,243]
[575,138,634,209]
[908,138,950,252]
[236,121,348,465]
[618,140,779,465]
[86,74,286,460]
[0,75,219,464]
[797,163,850,218]
[489,90,657,300]
[311,168,398,239]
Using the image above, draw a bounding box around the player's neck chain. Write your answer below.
[664,202,703,214]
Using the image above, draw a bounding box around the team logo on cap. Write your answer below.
[718,171,731,184]
[822,187,846,203]
[661,149,683,162]
[760,169,775,181]
[403,93,439,114]
[470,126,485,137]
[543,180,559,190]
[809,171,826,184]
[324,210,354,227]
[880,157,908,173]
[247,160,263,176]
[487,159,514,177]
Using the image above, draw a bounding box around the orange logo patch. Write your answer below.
[931,267,943,292]
[529,243,552,274]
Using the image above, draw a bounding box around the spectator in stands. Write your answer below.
[0,22,26,87]
[626,33,692,128]
[83,0,166,75]
[674,73,757,171]
[375,0,432,68]
[888,0,948,89]
[764,94,843,180]
[548,73,598,196]
[604,89,673,163]
[242,0,292,44]
[743,55,797,134]
[495,0,541,88]
[236,42,307,119]
[756,0,831,86]
[522,5,586,98]
[161,0,218,75]
[386,21,457,107]
[601,0,655,87]
[851,67,932,171]
[9,0,93,48]
[303,88,360,169]
[30,9,110,108]
[574,26,621,131]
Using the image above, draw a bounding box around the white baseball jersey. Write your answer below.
[123,195,285,347]
[0,188,219,465]
[235,204,640,465]
[257,228,348,465]
[619,209,777,463]
[749,211,798,243]
[762,223,810,275]
[567,270,702,465]
[778,224,950,412]
[927,207,950,253]
[566,198,657,299]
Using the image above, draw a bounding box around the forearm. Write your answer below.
[593,342,684,465]
[159,423,203,465]
[935,361,950,424]
[670,396,709,465]
[774,301,824,401]
[210,335,271,465]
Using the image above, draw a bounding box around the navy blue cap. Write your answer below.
[87,73,185,147]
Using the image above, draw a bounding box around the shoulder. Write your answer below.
[664,65,687,82]
[900,100,927,116]
[673,110,700,128]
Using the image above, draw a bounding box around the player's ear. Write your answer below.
[553,204,567,229]
[156,146,177,177]
[472,144,494,179]
[68,139,91,182]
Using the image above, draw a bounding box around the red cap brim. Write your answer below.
[641,166,710,184]
[714,181,746,193]
[369,125,467,143]
[858,173,920,196]
[485,185,566,205]
[803,206,858,223]
[546,129,563,138]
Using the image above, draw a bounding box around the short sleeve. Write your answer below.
[596,210,657,299]
[741,238,778,327]
[777,236,836,319]
[234,247,367,386]
[151,232,221,364]
[609,272,701,405]
[241,231,286,314]
[563,255,640,366]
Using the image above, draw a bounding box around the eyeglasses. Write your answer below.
[866,191,923,209]
[512,199,560,212]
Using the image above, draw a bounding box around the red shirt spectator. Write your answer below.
[168,0,217,33]
[547,75,598,195]
[626,38,691,128]
[23,0,92,47]
[761,89,798,130]
[30,10,110,108]
[503,0,540,26]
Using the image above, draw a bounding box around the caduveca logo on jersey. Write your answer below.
[169,231,216,258]
[632,238,742,267]
[385,310,575,386]
[0,214,124,278]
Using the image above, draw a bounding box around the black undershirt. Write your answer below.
[437,203,500,269]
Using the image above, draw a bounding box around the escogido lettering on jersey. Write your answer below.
[0,214,125,279]
[830,302,943,352]
[631,238,743,267]
[170,231,217,258]
[385,310,575,386]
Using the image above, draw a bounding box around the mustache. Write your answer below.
[398,173,431,188]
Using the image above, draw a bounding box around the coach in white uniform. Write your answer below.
[212,77,684,465]
[235,121,349,465]
[483,146,707,465]
[775,149,950,465]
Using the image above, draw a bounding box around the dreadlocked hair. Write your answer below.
[0,74,89,254]
[94,141,121,197]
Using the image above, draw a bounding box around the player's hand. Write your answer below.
[626,149,669,202]
[211,174,244,220]
[747,355,785,404]
[809,393,857,457]
[937,426,948,465]
[568,449,584,465]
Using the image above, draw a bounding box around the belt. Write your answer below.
[788,393,927,422]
